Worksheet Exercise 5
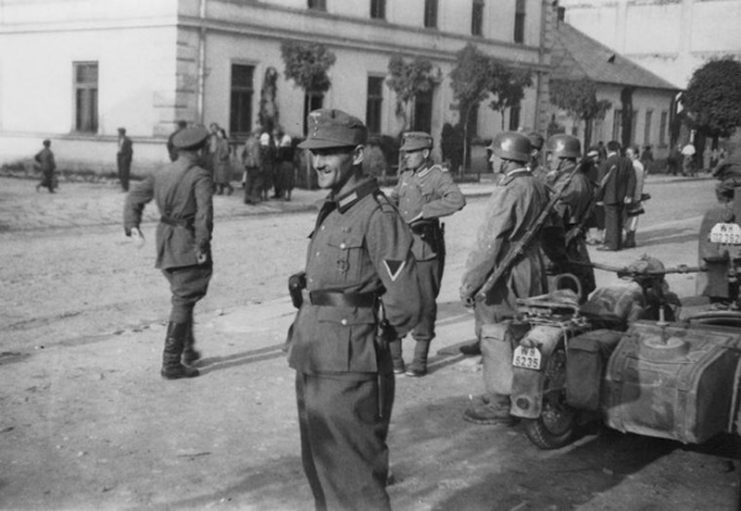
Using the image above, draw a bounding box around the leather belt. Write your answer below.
[309,290,377,308]
[160,216,193,228]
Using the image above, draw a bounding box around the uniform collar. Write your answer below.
[326,177,380,214]
[499,167,530,185]
[415,161,434,178]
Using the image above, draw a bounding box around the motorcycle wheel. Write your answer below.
[524,348,577,449]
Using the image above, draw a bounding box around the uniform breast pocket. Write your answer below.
[327,232,365,282]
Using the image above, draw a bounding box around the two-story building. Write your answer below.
[0,0,554,175]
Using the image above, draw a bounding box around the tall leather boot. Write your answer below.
[405,340,430,377]
[181,318,202,366]
[388,339,405,375]
[624,231,636,248]
[161,322,199,379]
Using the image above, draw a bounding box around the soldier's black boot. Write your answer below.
[161,322,199,379]
[181,319,202,366]
[405,340,430,377]
[459,340,481,356]
[389,339,405,375]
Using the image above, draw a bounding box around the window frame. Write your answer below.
[370,0,386,20]
[73,61,99,134]
[366,75,385,135]
[514,0,526,44]
[424,0,438,28]
[413,87,434,134]
[644,109,653,146]
[659,110,668,146]
[471,0,484,36]
[308,0,326,11]
[229,63,256,138]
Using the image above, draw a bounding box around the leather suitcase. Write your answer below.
[603,321,741,444]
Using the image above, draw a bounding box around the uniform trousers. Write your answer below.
[162,264,213,323]
[603,202,625,250]
[244,166,263,203]
[411,256,443,342]
[296,371,394,511]
[117,155,131,191]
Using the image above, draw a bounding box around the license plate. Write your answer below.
[709,223,741,245]
[513,346,542,370]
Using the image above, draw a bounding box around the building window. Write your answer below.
[370,0,385,19]
[308,0,326,11]
[612,109,622,142]
[74,62,98,133]
[230,64,254,137]
[514,0,525,43]
[472,0,484,36]
[644,109,653,146]
[413,88,433,133]
[508,105,521,131]
[659,110,668,146]
[631,110,638,145]
[366,76,384,134]
[424,0,438,28]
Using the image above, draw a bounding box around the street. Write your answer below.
[1,174,738,511]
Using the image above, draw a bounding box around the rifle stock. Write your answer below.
[472,162,584,301]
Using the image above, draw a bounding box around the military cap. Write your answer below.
[172,126,210,150]
[400,131,433,152]
[528,132,544,150]
[298,109,367,150]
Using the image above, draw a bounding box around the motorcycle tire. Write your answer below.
[524,348,577,449]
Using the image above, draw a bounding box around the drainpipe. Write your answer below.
[196,0,207,124]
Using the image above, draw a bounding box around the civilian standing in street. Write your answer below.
[213,128,234,196]
[459,131,549,423]
[274,126,295,201]
[387,131,465,377]
[123,126,214,380]
[117,127,133,192]
[287,109,421,510]
[34,139,57,193]
[259,129,276,201]
[624,145,648,249]
[596,140,635,251]
[241,128,263,204]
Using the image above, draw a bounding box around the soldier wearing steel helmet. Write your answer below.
[288,109,421,510]
[459,130,550,425]
[123,126,214,380]
[387,131,466,377]
[544,134,596,299]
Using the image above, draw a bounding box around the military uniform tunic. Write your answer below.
[387,162,464,343]
[288,177,421,510]
[123,152,214,323]
[460,168,549,332]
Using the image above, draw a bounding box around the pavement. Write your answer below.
[0,170,712,232]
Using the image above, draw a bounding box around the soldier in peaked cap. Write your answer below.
[459,131,550,426]
[387,131,465,377]
[123,125,214,380]
[288,109,421,510]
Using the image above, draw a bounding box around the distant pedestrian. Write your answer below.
[274,127,295,201]
[259,129,276,201]
[117,127,133,192]
[624,145,647,248]
[213,128,234,196]
[640,144,654,172]
[240,128,262,204]
[596,141,635,251]
[667,144,682,176]
[167,120,187,162]
[123,126,214,380]
[682,142,697,177]
[34,139,57,193]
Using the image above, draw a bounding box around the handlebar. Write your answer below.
[569,260,705,278]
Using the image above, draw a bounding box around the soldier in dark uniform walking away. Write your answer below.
[287,109,421,510]
[117,127,133,192]
[387,131,465,376]
[458,131,550,424]
[543,134,596,299]
[34,139,57,193]
[596,140,635,251]
[123,126,214,380]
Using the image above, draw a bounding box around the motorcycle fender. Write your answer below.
[510,325,563,419]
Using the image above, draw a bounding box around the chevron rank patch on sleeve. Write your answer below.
[383,259,406,282]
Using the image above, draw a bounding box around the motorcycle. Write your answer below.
[501,258,741,450]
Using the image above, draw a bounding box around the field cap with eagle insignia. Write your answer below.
[400,131,433,152]
[172,126,210,150]
[298,109,367,150]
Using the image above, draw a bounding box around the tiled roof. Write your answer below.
[551,22,678,91]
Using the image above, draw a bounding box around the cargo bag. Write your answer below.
[565,329,624,411]
[604,321,741,444]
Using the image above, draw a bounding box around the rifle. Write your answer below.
[471,161,584,303]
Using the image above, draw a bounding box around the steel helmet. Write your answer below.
[488,131,531,163]
[546,134,581,159]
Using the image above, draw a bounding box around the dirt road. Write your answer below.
[1,175,738,510]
